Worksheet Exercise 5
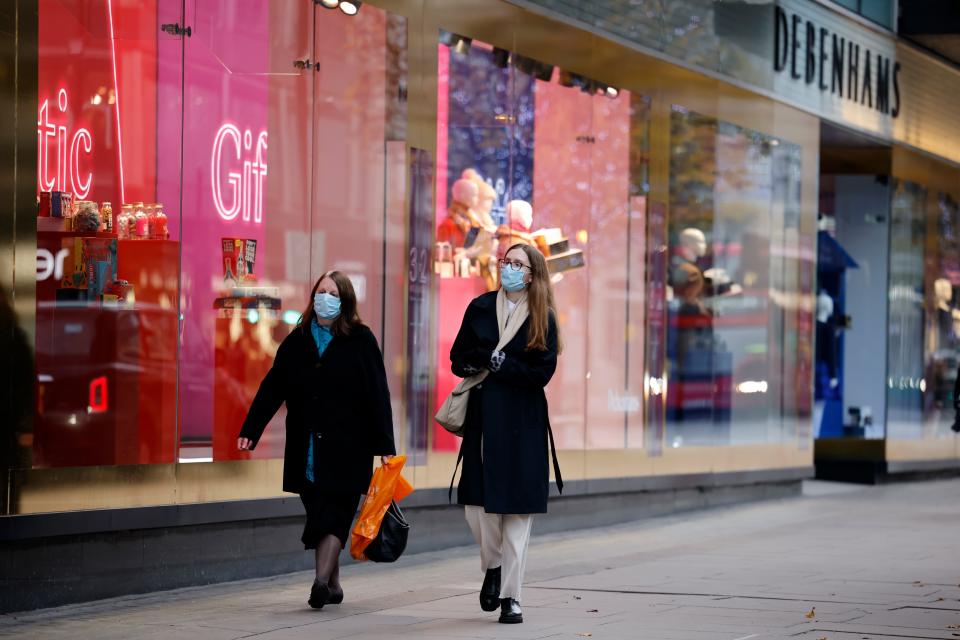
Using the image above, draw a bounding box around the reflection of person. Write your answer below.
[0,286,33,513]
[932,277,958,415]
[237,271,396,610]
[450,244,563,625]
[669,227,708,315]
[438,178,479,248]
[934,278,956,352]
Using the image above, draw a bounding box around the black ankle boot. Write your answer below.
[498,597,522,624]
[328,586,344,605]
[308,579,330,609]
[480,566,501,612]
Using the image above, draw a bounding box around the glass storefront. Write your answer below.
[5,0,822,515]
[667,108,808,448]
[888,148,960,453]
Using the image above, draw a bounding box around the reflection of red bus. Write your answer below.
[34,301,178,467]
[666,292,770,428]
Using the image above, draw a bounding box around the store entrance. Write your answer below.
[815,123,892,441]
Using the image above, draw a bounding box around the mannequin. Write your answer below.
[934,278,956,352]
[438,178,480,248]
[461,169,499,291]
[816,291,833,323]
[496,200,535,260]
[669,227,708,314]
[815,291,839,390]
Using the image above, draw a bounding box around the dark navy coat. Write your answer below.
[451,291,561,514]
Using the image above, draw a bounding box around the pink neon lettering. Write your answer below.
[36,88,94,198]
[211,123,267,223]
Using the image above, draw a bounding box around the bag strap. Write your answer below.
[448,444,465,503]
[546,420,563,494]
[449,424,562,502]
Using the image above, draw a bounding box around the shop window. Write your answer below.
[667,107,806,447]
[434,34,650,453]
[32,0,181,469]
[178,1,408,463]
[886,180,926,439]
[26,0,408,477]
[920,192,960,438]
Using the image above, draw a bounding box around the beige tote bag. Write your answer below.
[435,289,528,436]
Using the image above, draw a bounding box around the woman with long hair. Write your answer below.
[237,271,396,609]
[449,243,563,624]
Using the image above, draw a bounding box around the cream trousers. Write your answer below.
[464,506,534,601]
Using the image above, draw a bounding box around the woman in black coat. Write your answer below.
[237,271,396,609]
[450,243,562,625]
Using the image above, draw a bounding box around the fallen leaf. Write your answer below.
[576,634,593,638]
[587,608,599,613]
[948,624,960,629]
[913,581,925,586]
[937,597,945,601]
[573,595,582,600]
[805,606,817,619]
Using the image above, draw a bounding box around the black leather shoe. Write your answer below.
[308,579,330,609]
[498,598,523,624]
[328,586,344,605]
[480,566,501,612]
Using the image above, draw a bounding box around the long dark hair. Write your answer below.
[298,271,363,337]
[505,243,562,354]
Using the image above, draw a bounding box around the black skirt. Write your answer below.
[299,489,361,550]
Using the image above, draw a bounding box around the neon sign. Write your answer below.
[211,123,267,223]
[37,88,93,199]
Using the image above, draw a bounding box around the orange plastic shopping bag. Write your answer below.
[350,455,414,560]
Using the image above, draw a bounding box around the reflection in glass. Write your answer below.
[667,107,805,447]
[435,34,651,452]
[886,180,925,439]
[922,194,960,438]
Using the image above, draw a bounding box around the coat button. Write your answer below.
[476,383,482,389]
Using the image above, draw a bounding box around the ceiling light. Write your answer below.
[605,86,619,98]
[340,0,361,15]
[319,0,339,8]
[492,47,511,68]
[453,36,472,55]
[439,30,471,54]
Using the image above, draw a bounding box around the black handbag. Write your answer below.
[363,500,409,563]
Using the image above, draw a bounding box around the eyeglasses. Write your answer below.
[498,258,531,272]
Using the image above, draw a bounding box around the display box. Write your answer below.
[60,237,118,298]
[221,238,258,285]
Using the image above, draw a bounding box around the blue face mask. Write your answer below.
[313,292,341,320]
[500,265,528,292]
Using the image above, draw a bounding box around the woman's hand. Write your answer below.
[237,437,253,450]
[381,455,395,465]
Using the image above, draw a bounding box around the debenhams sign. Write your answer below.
[773,5,901,118]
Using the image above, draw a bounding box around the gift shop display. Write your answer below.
[33,188,179,467]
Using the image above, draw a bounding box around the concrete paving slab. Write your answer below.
[2,479,959,640]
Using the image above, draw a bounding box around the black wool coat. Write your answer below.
[239,323,396,495]
[452,291,561,514]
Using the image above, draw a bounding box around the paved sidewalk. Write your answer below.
[2,479,959,640]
